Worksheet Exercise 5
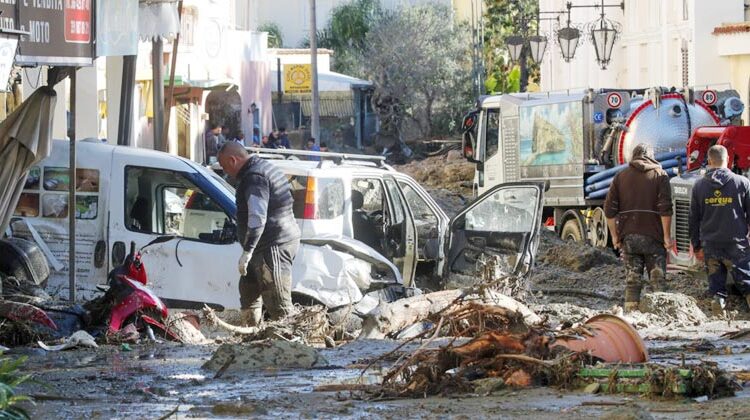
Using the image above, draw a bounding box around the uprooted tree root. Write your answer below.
[369,302,584,398]
[363,300,738,400]
[203,304,332,346]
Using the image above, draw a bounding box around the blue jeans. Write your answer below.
[704,243,750,298]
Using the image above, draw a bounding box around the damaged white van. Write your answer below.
[7,140,545,311]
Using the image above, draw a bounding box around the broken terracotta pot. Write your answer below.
[553,314,648,363]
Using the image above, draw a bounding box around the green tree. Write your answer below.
[301,0,381,76]
[483,0,541,93]
[363,6,474,139]
[258,22,284,48]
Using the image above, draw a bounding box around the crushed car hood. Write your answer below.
[291,235,403,309]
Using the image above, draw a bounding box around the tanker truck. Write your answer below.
[461,87,744,247]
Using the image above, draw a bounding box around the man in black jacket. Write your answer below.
[689,145,750,316]
[218,142,301,325]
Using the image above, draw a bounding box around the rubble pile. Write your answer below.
[394,149,472,220]
[203,304,333,346]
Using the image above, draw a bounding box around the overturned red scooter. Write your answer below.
[86,236,183,341]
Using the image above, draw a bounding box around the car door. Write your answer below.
[393,174,449,264]
[109,150,241,310]
[382,175,418,287]
[443,182,544,287]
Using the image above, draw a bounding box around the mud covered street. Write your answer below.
[13,337,750,419]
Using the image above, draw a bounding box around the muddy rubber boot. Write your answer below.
[624,273,642,313]
[241,307,262,327]
[649,267,667,293]
[624,302,640,312]
[711,295,727,318]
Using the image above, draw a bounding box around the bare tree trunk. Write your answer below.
[424,94,434,138]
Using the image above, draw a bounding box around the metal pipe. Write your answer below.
[69,68,77,302]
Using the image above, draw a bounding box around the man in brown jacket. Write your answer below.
[604,143,673,312]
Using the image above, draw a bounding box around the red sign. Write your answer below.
[701,90,718,106]
[606,92,623,109]
[65,0,91,43]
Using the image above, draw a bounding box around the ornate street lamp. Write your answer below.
[528,35,548,63]
[505,35,525,62]
[555,1,624,66]
[588,9,622,69]
[555,5,582,62]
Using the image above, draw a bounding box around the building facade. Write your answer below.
[538,0,745,91]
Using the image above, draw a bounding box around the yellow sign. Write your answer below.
[283,64,312,94]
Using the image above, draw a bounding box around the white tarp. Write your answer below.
[0,87,56,234]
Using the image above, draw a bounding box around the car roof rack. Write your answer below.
[246,147,387,167]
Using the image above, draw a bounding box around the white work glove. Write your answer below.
[238,251,252,276]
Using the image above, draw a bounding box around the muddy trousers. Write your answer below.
[704,244,750,298]
[239,239,299,325]
[622,234,667,305]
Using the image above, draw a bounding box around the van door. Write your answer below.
[109,151,241,310]
[443,182,544,288]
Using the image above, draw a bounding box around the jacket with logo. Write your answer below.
[689,167,750,250]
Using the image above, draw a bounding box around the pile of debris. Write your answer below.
[395,151,475,198]
[203,304,335,347]
[365,297,739,400]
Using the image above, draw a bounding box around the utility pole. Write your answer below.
[152,38,165,152]
[309,0,320,142]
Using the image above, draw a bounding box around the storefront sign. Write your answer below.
[0,0,94,66]
[283,64,312,94]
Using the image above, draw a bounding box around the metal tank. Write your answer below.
[617,93,719,164]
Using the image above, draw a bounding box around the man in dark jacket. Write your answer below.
[217,141,301,325]
[689,145,750,316]
[604,143,673,312]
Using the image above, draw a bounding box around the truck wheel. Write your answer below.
[561,219,583,243]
